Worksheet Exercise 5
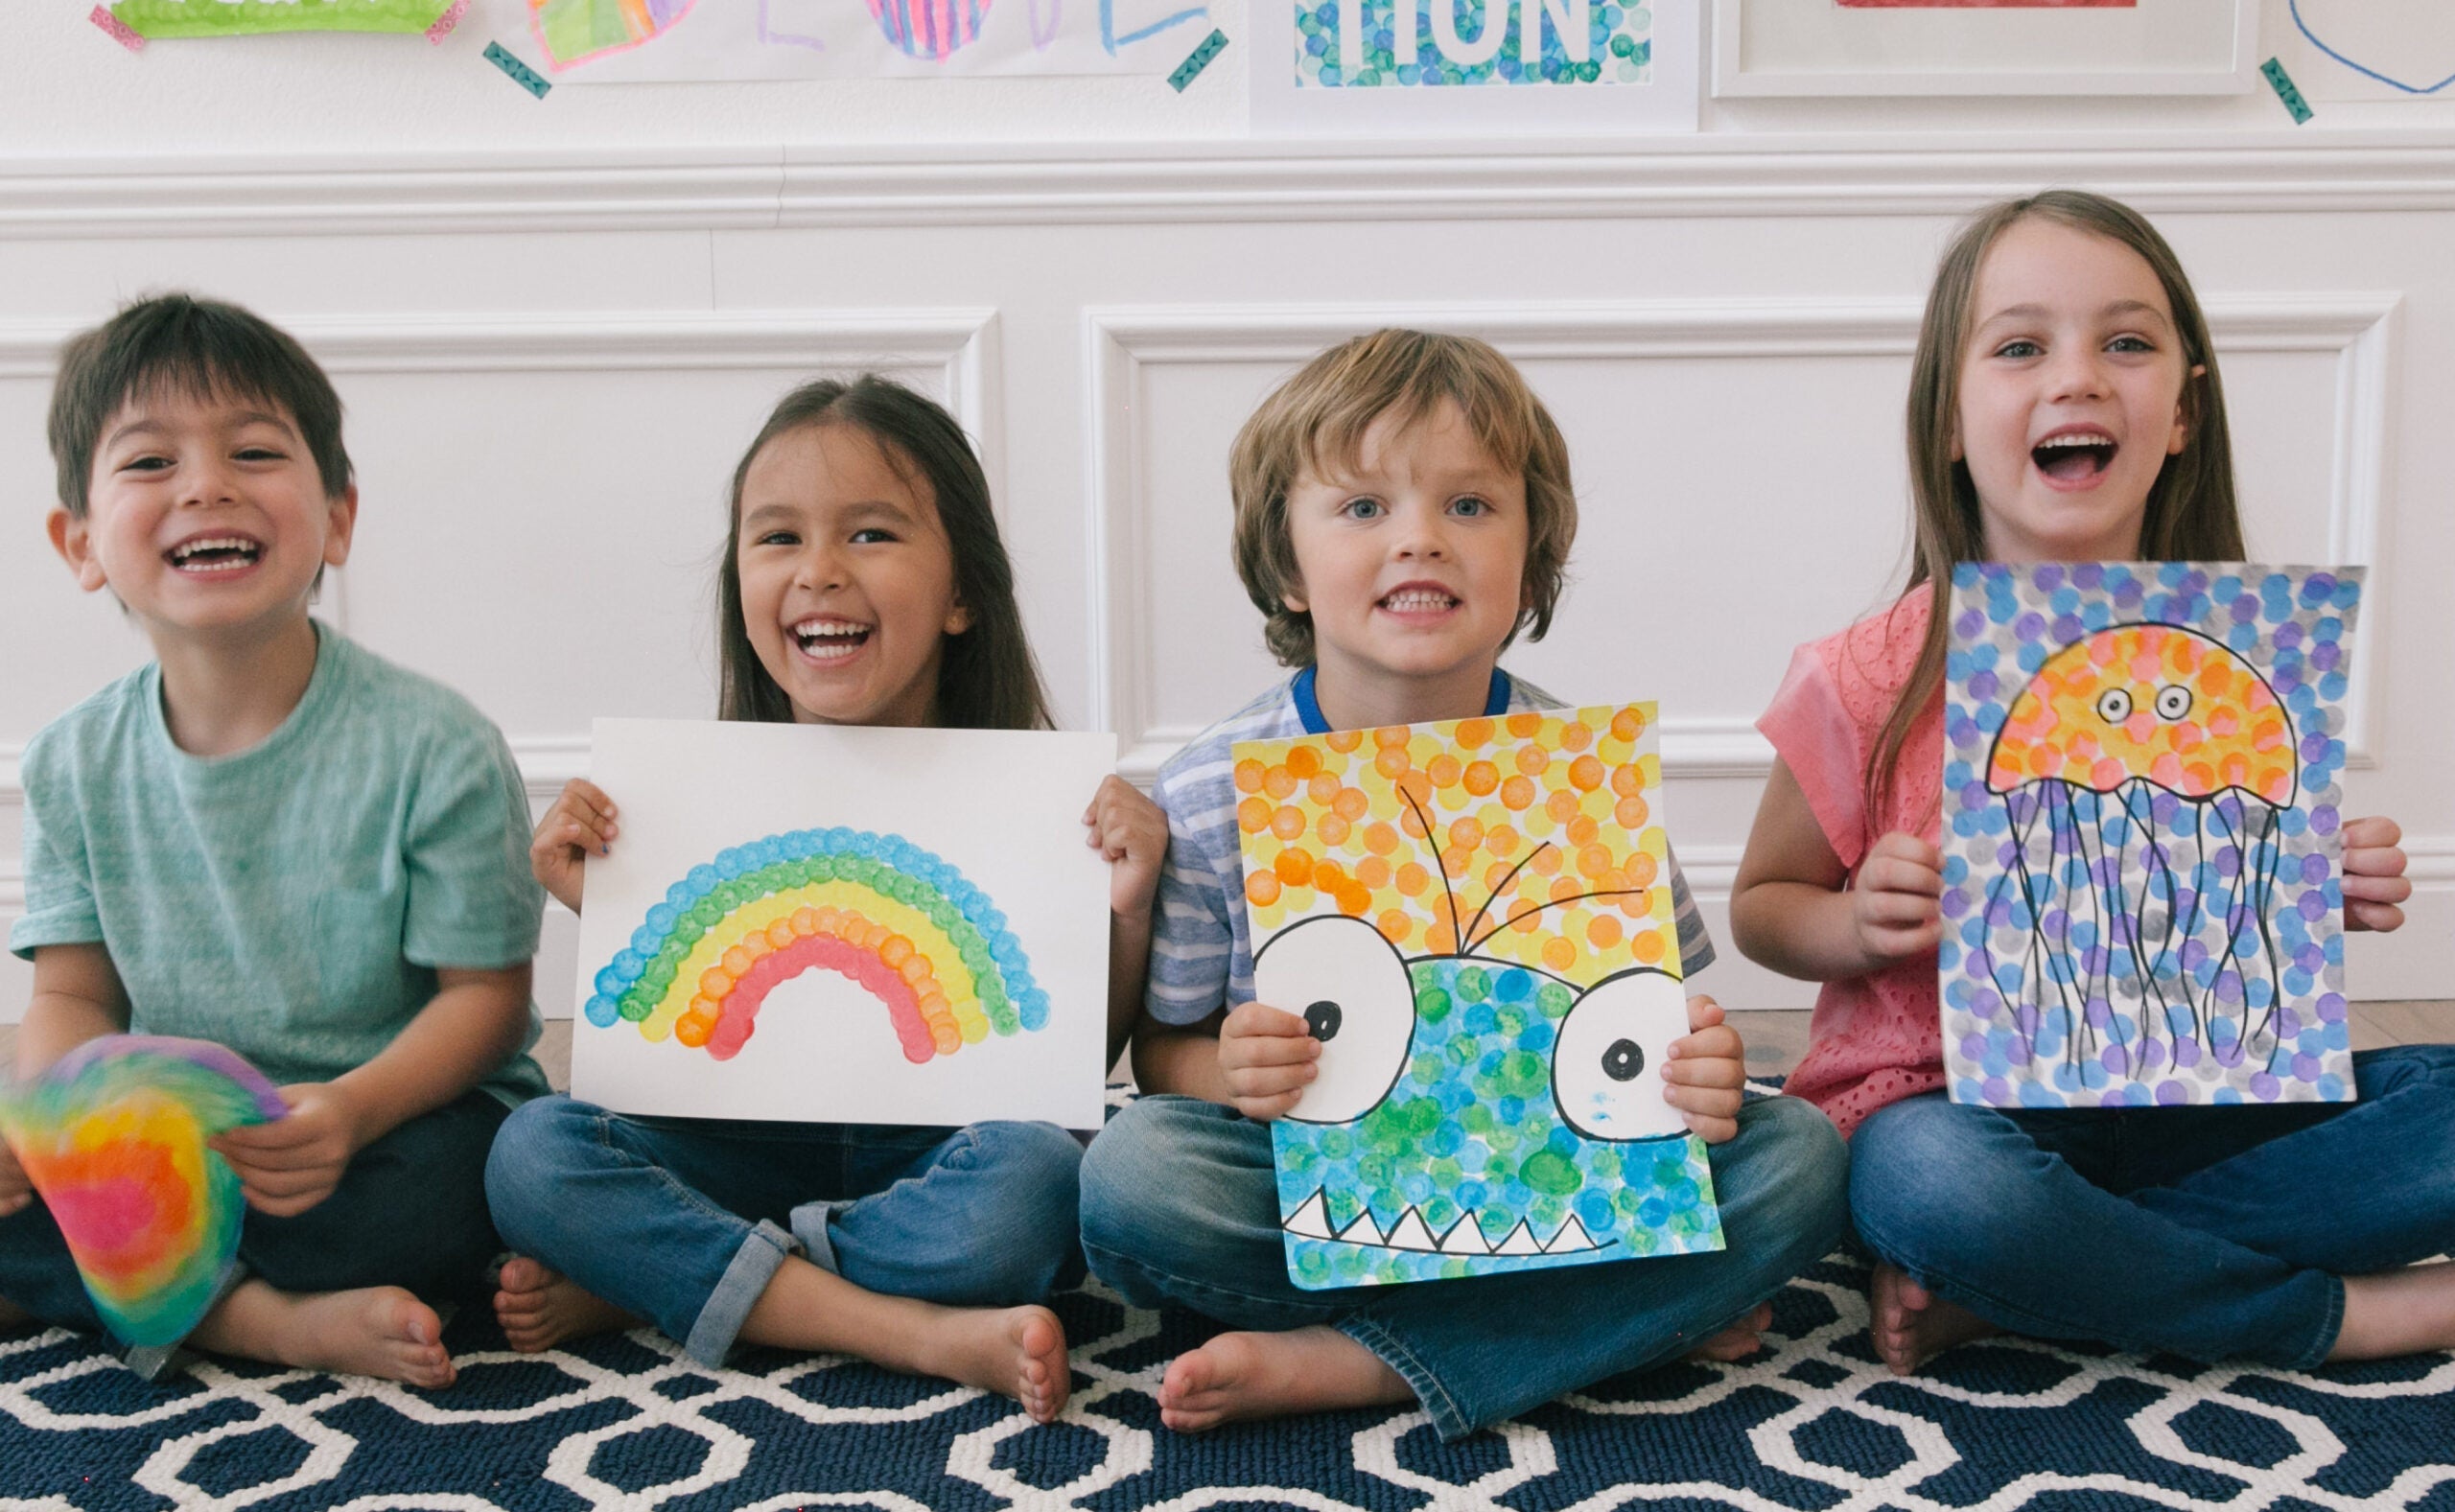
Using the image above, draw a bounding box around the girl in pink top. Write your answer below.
[1730,191,2451,1379]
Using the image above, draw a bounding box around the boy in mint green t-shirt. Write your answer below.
[0,294,546,1387]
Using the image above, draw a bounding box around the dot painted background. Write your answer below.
[1292,0,1652,87]
[1941,563,2365,1111]
[1235,705,1723,1288]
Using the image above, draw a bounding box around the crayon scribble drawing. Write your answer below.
[0,1037,287,1347]
[1235,705,1722,1290]
[585,827,1047,1066]
[1942,564,2363,1110]
[502,0,1200,73]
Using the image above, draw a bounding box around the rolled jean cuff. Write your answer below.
[790,1201,844,1280]
[2287,1273,2347,1372]
[684,1219,795,1367]
[1337,1314,1462,1441]
[122,1258,251,1382]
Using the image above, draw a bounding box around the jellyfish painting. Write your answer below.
[1941,562,2363,1109]
[1978,622,2298,1075]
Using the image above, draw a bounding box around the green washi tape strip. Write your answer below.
[485,40,552,99]
[2261,58,2313,125]
[1169,28,1228,93]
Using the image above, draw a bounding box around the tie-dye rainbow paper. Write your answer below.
[0,1036,286,1347]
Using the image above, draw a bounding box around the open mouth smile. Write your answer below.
[790,616,872,663]
[1377,586,1461,616]
[165,535,264,574]
[2032,429,2117,483]
[1283,1188,1611,1258]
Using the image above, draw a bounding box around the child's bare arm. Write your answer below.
[3,944,133,1216]
[1731,757,1941,983]
[211,963,530,1219]
[1086,776,1168,1075]
[1129,1001,1321,1121]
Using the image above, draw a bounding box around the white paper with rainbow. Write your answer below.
[570,718,1113,1129]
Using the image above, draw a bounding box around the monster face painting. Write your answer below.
[1234,705,1724,1290]
[1942,564,2364,1110]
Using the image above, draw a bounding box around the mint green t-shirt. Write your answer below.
[11,625,549,1106]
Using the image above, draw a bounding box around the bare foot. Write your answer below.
[492,1256,638,1353]
[191,1281,456,1388]
[1686,1302,1774,1362]
[2329,1262,2455,1361]
[737,1258,1070,1421]
[1868,1263,1999,1376]
[902,1304,1071,1423]
[1157,1326,1413,1432]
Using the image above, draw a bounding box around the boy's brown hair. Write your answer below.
[1228,329,1577,667]
[48,292,353,518]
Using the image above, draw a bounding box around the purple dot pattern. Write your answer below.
[1941,563,2364,1111]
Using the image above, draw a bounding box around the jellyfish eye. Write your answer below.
[1554,969,1688,1142]
[2094,687,2134,724]
[1253,915,1415,1126]
[2155,685,2192,721]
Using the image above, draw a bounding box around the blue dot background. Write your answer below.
[1272,955,1723,1290]
[1292,0,1651,87]
[1940,563,2363,1110]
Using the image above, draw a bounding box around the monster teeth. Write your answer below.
[1494,1220,1545,1255]
[1382,1211,1439,1253]
[1438,1216,1491,1256]
[1285,1191,1335,1241]
[1282,1189,1607,1257]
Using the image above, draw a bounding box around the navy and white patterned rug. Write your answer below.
[5,1248,2451,1512]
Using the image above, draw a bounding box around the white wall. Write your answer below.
[4,3,2452,1020]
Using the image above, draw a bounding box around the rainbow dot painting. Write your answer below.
[0,1037,286,1348]
[1235,705,1722,1290]
[585,827,1047,1065]
[1942,564,2364,1110]
[569,719,1113,1129]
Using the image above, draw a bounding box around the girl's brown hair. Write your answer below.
[1866,190,2245,820]
[1228,328,1578,667]
[716,376,1053,732]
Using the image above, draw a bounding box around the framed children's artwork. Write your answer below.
[1711,0,2256,96]
[476,0,1215,80]
[1939,564,2364,1111]
[569,719,1114,1131]
[1232,704,1723,1290]
[1249,0,1699,135]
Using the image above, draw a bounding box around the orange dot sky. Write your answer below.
[1232,703,1677,987]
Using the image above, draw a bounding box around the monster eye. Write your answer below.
[2155,685,2192,721]
[1252,914,1415,1126]
[2095,687,2133,724]
[1553,968,1688,1142]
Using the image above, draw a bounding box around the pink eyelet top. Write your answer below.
[1755,587,1949,1138]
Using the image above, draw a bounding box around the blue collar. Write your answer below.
[1291,666,1511,735]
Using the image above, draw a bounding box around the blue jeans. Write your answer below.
[0,1089,507,1370]
[1079,1092,1848,1440]
[483,1095,1085,1366]
[1849,1044,2455,1369]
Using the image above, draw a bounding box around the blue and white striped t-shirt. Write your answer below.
[1144,667,1717,1026]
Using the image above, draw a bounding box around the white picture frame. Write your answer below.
[1251,0,1700,136]
[1711,0,2258,98]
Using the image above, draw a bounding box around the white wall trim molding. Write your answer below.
[1087,294,2399,785]
[0,306,1001,804]
[12,133,2455,237]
